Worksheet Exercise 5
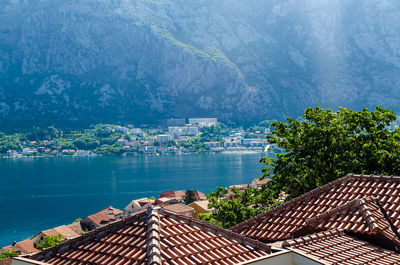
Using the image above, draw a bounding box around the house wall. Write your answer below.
[11,257,48,265]
[31,233,46,245]
[242,251,325,265]
[80,218,98,231]
[188,203,211,218]
[179,210,194,217]
[0,258,12,265]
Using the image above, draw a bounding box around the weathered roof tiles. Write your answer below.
[282,229,400,265]
[232,174,400,242]
[20,207,274,265]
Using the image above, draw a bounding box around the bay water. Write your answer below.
[0,153,265,247]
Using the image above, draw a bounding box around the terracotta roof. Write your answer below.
[232,174,400,242]
[66,222,84,236]
[155,197,180,205]
[162,203,194,213]
[159,190,187,199]
[302,196,400,246]
[228,184,250,191]
[24,207,273,265]
[1,239,38,255]
[192,190,207,201]
[38,225,80,240]
[189,200,213,211]
[282,229,400,265]
[252,178,271,186]
[85,206,123,226]
[159,190,206,201]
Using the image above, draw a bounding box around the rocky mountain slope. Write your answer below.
[0,0,399,126]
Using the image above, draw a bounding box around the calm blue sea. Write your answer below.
[0,153,266,247]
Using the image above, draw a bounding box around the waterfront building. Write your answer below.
[145,146,156,153]
[188,200,214,218]
[31,225,80,245]
[204,141,220,148]
[179,125,199,136]
[124,198,155,215]
[162,203,195,217]
[167,126,180,139]
[242,139,267,147]
[159,190,206,201]
[80,206,122,231]
[156,134,172,145]
[188,118,217,127]
[128,128,144,137]
[224,140,239,148]
[250,177,271,188]
[1,239,38,256]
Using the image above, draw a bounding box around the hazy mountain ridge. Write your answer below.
[0,0,399,126]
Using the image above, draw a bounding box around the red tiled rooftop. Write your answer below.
[38,225,80,240]
[282,229,400,265]
[66,222,84,236]
[302,196,400,246]
[24,207,273,265]
[85,206,122,226]
[1,239,38,255]
[162,203,194,214]
[159,190,187,199]
[159,190,207,201]
[232,174,400,242]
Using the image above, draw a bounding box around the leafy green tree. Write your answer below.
[73,135,100,150]
[92,124,114,138]
[36,234,65,250]
[261,106,400,199]
[0,135,22,154]
[183,190,196,205]
[207,186,278,228]
[0,251,17,260]
[200,123,230,143]
[198,213,222,226]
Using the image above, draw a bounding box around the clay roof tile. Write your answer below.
[22,206,274,265]
[231,174,400,242]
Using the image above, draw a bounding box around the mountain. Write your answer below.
[0,0,400,126]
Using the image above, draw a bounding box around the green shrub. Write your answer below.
[36,235,65,250]
[0,251,18,260]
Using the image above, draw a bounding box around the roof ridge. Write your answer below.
[161,208,272,253]
[305,196,377,228]
[231,173,356,231]
[354,174,400,181]
[358,198,381,233]
[232,174,400,232]
[146,207,162,265]
[282,229,344,248]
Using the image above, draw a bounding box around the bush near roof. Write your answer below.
[36,235,65,250]
[0,251,17,260]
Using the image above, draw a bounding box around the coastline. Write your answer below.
[2,149,270,159]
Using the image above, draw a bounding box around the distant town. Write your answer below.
[0,118,281,158]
